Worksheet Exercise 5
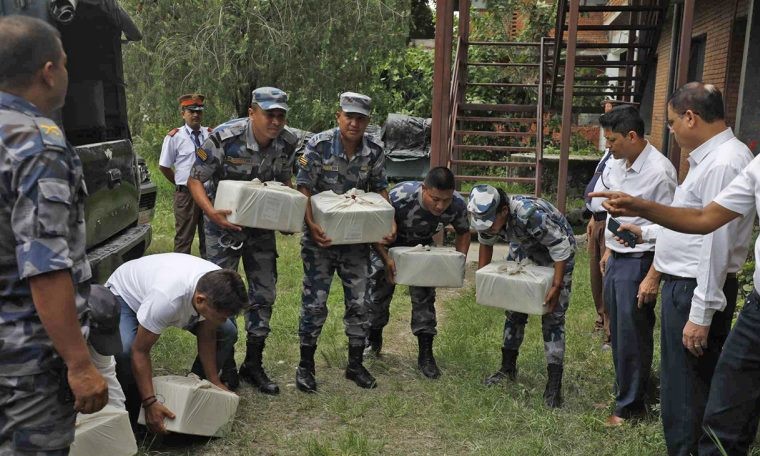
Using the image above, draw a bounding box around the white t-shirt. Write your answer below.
[105,253,220,334]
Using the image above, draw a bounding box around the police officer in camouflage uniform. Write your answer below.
[188,87,297,395]
[0,15,108,454]
[468,185,576,408]
[366,166,470,378]
[295,92,393,392]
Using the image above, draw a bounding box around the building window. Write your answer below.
[688,35,706,82]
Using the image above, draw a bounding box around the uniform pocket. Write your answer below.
[37,178,71,236]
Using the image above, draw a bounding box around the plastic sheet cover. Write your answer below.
[475,260,554,315]
[138,375,240,437]
[381,113,431,162]
[214,179,307,232]
[71,405,137,456]
[311,189,394,245]
[390,245,465,288]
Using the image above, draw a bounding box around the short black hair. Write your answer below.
[599,105,645,138]
[195,269,247,315]
[423,166,455,190]
[668,82,725,123]
[0,16,62,91]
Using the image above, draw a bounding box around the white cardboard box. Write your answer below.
[311,189,394,245]
[389,245,465,288]
[214,179,307,232]
[71,406,137,456]
[476,260,555,315]
[138,375,240,437]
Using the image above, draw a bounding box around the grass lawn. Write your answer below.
[138,155,669,455]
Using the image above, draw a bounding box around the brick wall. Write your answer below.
[648,0,748,176]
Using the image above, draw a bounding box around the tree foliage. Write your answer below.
[121,0,411,135]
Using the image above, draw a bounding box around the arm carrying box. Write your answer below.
[475,260,554,315]
[311,189,394,245]
[71,405,137,456]
[214,179,307,232]
[138,375,240,437]
[389,245,465,288]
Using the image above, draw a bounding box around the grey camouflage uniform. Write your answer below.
[296,127,387,347]
[0,91,92,454]
[190,117,297,337]
[477,195,576,366]
[367,181,469,335]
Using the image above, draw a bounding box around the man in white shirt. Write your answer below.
[108,253,247,434]
[159,94,212,257]
[594,150,760,454]
[613,83,754,455]
[598,106,677,426]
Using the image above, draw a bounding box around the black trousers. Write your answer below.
[660,275,737,456]
[699,289,760,456]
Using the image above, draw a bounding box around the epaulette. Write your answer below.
[207,127,213,133]
[281,126,298,146]
[167,127,179,137]
[310,129,336,146]
[33,118,66,150]
[365,133,384,149]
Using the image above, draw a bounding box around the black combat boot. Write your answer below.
[483,347,518,386]
[345,345,377,389]
[239,336,279,395]
[364,328,383,357]
[295,345,318,393]
[417,334,441,379]
[543,363,564,408]
[219,355,240,391]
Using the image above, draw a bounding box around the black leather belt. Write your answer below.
[176,184,188,192]
[662,272,737,281]
[611,250,654,259]
[592,211,607,222]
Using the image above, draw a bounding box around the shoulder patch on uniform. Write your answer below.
[207,127,213,133]
[167,127,180,137]
[196,148,208,162]
[33,118,66,149]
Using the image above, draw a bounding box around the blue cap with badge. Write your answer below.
[252,87,289,111]
[339,91,372,117]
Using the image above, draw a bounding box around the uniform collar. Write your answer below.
[331,128,370,160]
[688,127,735,167]
[183,123,204,137]
[0,91,43,117]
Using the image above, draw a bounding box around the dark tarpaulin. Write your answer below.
[381,113,431,162]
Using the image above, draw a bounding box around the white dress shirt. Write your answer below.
[158,124,210,185]
[604,141,677,253]
[714,153,760,305]
[649,128,754,326]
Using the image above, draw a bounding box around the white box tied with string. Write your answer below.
[213,179,307,232]
[476,260,555,315]
[310,189,394,244]
[137,375,240,437]
[389,245,465,288]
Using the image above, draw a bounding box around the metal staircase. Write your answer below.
[448,37,552,195]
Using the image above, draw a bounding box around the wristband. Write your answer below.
[142,397,158,408]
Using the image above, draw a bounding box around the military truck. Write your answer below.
[1,0,157,283]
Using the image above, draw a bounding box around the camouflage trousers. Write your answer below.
[299,235,371,347]
[205,217,277,338]
[502,247,575,366]
[367,248,437,336]
[0,368,75,455]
